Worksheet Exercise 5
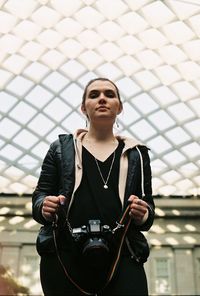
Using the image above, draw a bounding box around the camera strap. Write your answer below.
[52,220,94,295]
[52,204,131,295]
[106,205,131,283]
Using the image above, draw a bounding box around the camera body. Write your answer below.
[72,220,112,265]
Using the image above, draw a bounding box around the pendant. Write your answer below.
[104,184,108,189]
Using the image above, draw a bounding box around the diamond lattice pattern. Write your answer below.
[0,0,200,196]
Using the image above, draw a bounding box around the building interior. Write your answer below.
[0,0,200,295]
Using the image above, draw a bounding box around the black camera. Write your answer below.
[71,220,112,266]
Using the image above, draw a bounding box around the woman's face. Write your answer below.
[81,80,122,124]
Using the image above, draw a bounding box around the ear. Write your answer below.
[117,102,123,115]
[81,104,87,115]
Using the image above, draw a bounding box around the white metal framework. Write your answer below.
[0,0,200,196]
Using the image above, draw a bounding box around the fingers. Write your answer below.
[42,195,65,221]
[58,195,66,205]
[128,195,148,223]
[128,195,147,207]
[43,196,59,211]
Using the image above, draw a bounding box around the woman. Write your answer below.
[32,78,155,296]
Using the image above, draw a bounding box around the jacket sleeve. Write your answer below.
[136,145,155,231]
[32,140,61,225]
[126,145,155,232]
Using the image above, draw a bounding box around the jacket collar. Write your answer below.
[73,129,142,153]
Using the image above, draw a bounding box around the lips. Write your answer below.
[97,106,108,110]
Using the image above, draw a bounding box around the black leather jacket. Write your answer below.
[32,133,155,261]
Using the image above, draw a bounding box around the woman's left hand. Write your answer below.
[128,195,148,225]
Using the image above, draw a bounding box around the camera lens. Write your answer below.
[82,238,110,267]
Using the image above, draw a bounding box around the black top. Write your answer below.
[69,140,124,229]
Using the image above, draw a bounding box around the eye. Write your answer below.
[88,91,99,99]
[105,90,116,98]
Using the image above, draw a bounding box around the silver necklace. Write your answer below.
[94,151,115,189]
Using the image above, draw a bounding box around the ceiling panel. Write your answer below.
[0,0,199,196]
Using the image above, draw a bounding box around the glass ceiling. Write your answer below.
[0,0,199,197]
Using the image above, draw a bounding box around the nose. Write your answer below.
[99,91,106,102]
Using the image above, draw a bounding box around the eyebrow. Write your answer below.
[88,88,116,93]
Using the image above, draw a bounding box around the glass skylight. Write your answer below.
[0,0,199,196]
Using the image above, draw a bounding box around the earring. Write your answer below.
[116,119,119,128]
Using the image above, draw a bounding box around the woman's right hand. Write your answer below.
[42,195,65,221]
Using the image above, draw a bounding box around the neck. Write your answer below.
[86,126,115,142]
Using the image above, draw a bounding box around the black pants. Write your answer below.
[40,253,148,296]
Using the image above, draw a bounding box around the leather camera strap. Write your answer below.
[52,205,131,295]
[106,205,131,284]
